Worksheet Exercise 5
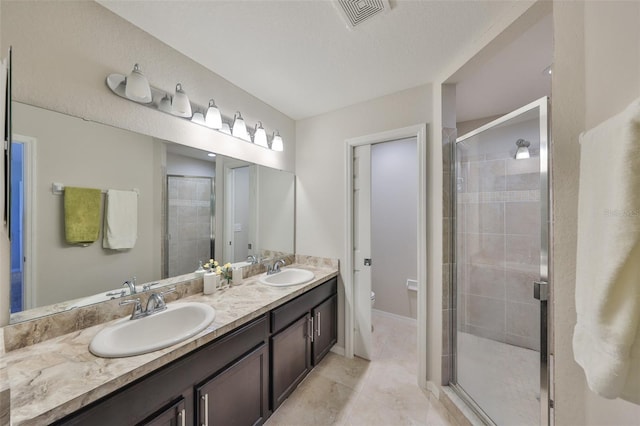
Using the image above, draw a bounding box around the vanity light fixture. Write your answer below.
[205,99,222,129]
[253,122,269,148]
[106,66,284,153]
[158,93,172,113]
[220,122,231,135]
[124,64,152,103]
[271,130,284,152]
[232,111,250,141]
[191,110,206,125]
[172,83,192,118]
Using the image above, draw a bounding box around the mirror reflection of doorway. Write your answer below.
[10,141,25,313]
[166,175,214,277]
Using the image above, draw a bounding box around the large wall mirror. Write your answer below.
[9,101,295,323]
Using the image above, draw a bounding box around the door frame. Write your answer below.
[452,97,550,425]
[344,124,428,380]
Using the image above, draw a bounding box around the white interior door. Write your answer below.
[353,144,372,359]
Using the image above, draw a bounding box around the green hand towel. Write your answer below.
[64,187,102,245]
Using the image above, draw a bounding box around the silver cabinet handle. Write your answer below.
[317,312,321,337]
[178,408,185,426]
[309,316,314,343]
[201,393,209,426]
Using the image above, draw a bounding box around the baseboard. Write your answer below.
[330,345,345,356]
[372,308,417,324]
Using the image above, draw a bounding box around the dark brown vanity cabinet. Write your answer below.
[57,316,268,426]
[56,277,337,426]
[196,343,268,426]
[270,278,337,410]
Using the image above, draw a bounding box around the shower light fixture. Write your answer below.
[271,130,284,152]
[253,122,269,148]
[515,139,531,160]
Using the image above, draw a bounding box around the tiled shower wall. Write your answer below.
[455,148,541,351]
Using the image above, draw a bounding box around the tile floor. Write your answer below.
[266,310,459,426]
[456,331,539,425]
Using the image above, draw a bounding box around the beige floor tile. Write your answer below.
[267,311,457,426]
[266,373,358,426]
[311,352,371,392]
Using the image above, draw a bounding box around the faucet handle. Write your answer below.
[120,298,143,319]
[161,286,177,296]
[106,289,126,297]
[142,282,160,292]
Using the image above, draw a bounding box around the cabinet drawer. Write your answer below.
[270,278,337,334]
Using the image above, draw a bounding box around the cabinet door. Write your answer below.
[139,398,187,426]
[312,294,337,366]
[196,344,268,426]
[271,314,311,410]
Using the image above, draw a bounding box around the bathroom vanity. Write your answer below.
[3,259,338,425]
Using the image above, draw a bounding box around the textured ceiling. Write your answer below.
[98,0,525,120]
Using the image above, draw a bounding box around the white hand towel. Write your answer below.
[574,97,640,404]
[102,189,138,250]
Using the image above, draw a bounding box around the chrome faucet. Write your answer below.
[120,287,177,320]
[122,278,136,294]
[247,255,259,265]
[267,259,286,275]
[145,287,177,315]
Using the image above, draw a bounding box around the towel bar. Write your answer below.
[52,182,139,196]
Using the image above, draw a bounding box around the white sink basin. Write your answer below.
[89,302,215,358]
[258,268,315,287]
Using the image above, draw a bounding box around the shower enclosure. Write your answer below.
[451,98,549,425]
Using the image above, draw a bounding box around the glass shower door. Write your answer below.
[452,98,549,425]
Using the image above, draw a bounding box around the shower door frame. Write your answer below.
[450,97,551,425]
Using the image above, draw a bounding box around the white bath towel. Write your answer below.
[102,189,138,250]
[574,97,640,404]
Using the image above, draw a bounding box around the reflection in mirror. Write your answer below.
[9,102,294,323]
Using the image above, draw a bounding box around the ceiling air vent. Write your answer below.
[335,0,391,28]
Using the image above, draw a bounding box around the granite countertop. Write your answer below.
[5,263,338,425]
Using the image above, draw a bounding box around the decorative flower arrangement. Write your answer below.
[220,263,233,285]
[203,259,219,273]
[202,259,233,287]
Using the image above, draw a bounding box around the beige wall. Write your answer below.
[295,84,432,352]
[13,102,161,307]
[0,1,295,173]
[553,1,640,424]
